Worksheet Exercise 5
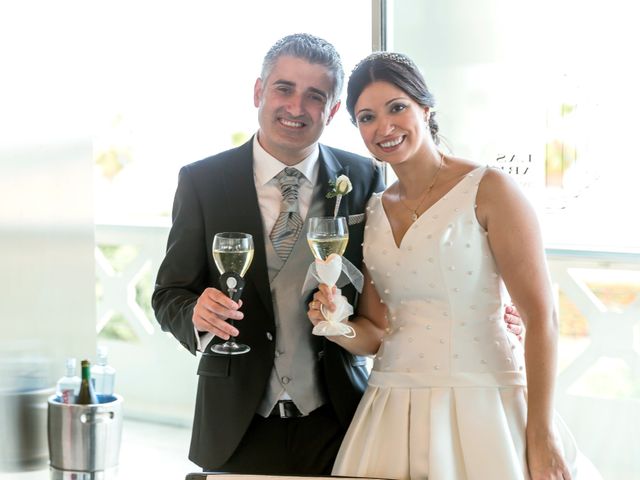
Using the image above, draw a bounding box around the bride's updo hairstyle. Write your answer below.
[346,52,440,144]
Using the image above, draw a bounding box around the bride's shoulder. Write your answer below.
[439,156,482,184]
[476,165,531,214]
[478,165,520,189]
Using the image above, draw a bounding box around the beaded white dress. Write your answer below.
[332,167,596,480]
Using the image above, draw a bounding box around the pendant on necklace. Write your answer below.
[411,212,418,222]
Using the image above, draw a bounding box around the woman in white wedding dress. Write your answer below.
[307,52,602,479]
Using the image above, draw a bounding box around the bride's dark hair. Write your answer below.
[346,52,439,144]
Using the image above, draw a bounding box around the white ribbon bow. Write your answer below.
[304,254,358,338]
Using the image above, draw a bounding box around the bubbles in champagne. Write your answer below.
[307,235,349,260]
[212,249,254,276]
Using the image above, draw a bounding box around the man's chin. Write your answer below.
[277,125,308,139]
[276,131,316,149]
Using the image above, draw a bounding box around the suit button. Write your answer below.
[281,376,290,384]
[266,332,273,341]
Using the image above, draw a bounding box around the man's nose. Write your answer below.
[284,93,305,117]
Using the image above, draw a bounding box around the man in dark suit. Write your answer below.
[152,33,385,475]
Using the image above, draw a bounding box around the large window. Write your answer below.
[93,2,373,224]
[389,1,640,477]
[388,0,640,251]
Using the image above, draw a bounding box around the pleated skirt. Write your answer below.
[332,371,586,480]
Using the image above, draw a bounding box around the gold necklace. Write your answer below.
[398,151,445,222]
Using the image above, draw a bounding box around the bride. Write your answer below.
[307,51,602,480]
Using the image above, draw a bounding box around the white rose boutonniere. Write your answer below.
[326,174,353,218]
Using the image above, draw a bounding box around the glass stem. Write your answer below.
[227,286,239,344]
[228,319,237,344]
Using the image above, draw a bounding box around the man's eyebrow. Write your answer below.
[308,87,328,101]
[272,80,328,101]
[273,79,295,88]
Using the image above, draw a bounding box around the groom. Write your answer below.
[152,33,385,475]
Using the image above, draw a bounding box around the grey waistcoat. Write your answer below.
[256,183,326,417]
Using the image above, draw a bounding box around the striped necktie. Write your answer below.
[270,167,304,260]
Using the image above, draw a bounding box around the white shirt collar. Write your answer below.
[252,133,319,186]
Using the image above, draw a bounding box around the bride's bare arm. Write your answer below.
[476,168,571,479]
[307,266,388,356]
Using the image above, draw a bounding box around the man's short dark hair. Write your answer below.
[261,33,344,104]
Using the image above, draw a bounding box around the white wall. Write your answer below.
[0,2,96,386]
[0,137,96,385]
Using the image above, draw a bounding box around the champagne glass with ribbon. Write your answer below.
[306,216,355,337]
[211,232,254,355]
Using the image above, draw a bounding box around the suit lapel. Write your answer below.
[220,140,273,320]
[318,145,349,218]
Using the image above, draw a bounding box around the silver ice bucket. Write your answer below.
[0,386,53,471]
[47,394,123,480]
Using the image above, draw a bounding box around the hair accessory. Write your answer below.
[352,51,416,74]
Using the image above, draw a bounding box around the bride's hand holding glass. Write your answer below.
[307,283,337,327]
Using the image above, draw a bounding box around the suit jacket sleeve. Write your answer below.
[152,165,209,355]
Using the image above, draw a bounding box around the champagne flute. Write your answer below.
[307,217,349,320]
[211,232,254,355]
[307,216,349,260]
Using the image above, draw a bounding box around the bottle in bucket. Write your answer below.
[55,357,81,404]
[91,345,116,396]
[76,359,98,405]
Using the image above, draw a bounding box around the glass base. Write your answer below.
[211,341,250,355]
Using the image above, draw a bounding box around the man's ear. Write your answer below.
[326,100,341,126]
[254,78,263,108]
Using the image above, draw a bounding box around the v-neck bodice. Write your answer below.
[379,166,485,249]
[362,165,523,376]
